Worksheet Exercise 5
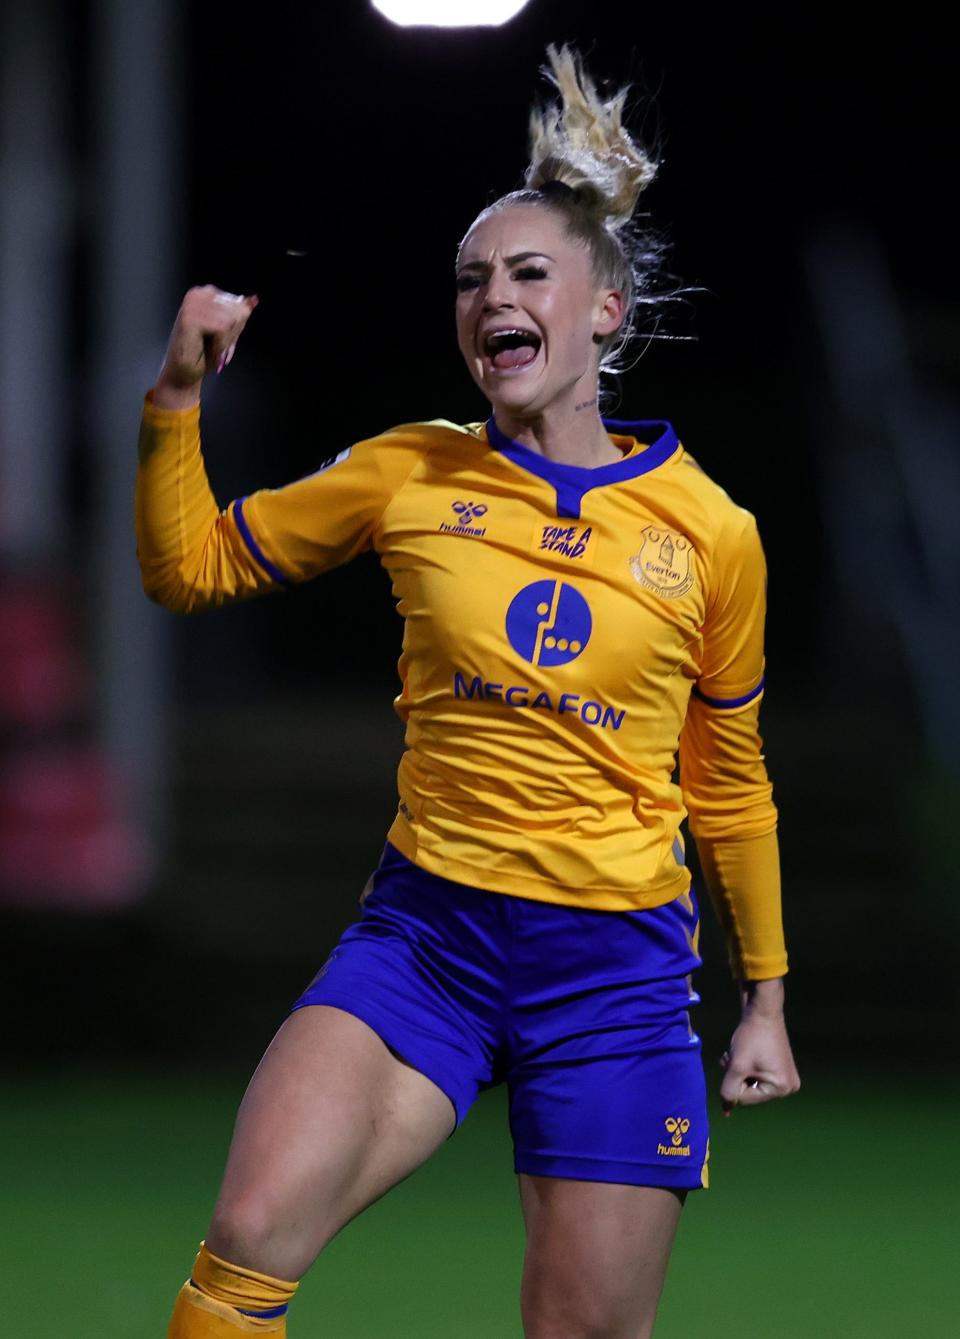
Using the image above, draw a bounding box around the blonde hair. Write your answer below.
[525,43,658,228]
[467,45,680,385]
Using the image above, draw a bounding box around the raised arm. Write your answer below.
[136,285,280,612]
[136,286,425,614]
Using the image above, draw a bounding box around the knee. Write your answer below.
[206,1194,314,1280]
[206,1196,276,1270]
[522,1279,655,1339]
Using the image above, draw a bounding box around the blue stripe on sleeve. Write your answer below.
[233,497,289,586]
[692,676,765,710]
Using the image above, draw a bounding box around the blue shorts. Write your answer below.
[292,843,709,1190]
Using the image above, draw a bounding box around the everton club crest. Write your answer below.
[629,525,695,599]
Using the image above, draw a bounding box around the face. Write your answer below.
[455,204,623,420]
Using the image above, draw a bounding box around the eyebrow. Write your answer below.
[456,251,555,272]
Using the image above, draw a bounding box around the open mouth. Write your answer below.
[483,328,542,371]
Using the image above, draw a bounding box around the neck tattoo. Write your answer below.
[574,397,598,413]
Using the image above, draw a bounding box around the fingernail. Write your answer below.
[216,352,226,374]
[224,342,237,367]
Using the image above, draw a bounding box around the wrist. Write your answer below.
[152,375,202,411]
[739,976,785,1017]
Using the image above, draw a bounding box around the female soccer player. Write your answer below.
[138,45,799,1339]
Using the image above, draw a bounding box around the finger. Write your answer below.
[216,319,252,375]
[722,1074,790,1113]
[219,298,259,371]
[218,317,249,372]
[720,1082,755,1115]
[720,1075,741,1116]
[214,331,241,374]
[719,1067,746,1102]
[214,333,241,374]
[734,1077,769,1106]
[196,292,259,375]
[210,291,258,317]
[719,1068,760,1112]
[738,1074,802,1105]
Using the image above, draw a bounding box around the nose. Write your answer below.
[482,269,516,312]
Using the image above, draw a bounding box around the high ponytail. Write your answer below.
[525,44,658,229]
[466,45,684,390]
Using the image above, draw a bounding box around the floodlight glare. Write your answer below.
[372,0,531,27]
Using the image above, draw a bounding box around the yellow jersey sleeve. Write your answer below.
[678,506,785,978]
[679,693,776,841]
[694,829,787,980]
[134,394,423,612]
[695,508,767,708]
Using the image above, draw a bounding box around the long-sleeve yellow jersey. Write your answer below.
[136,397,787,978]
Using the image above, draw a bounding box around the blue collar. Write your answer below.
[485,416,680,519]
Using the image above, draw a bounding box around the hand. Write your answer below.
[719,978,800,1116]
[154,285,259,409]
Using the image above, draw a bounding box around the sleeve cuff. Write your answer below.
[142,389,201,426]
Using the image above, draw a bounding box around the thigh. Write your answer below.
[206,1004,455,1280]
[519,1176,684,1339]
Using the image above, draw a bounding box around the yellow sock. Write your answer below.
[168,1242,299,1336]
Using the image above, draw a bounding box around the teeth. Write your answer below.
[484,328,541,354]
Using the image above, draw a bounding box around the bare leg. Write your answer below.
[204,1005,456,1280]
[519,1176,685,1339]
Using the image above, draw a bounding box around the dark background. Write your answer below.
[1,5,957,1334]
[3,0,956,1104]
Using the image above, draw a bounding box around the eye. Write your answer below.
[514,265,548,281]
[455,273,483,292]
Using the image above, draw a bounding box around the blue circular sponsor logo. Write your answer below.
[505,580,592,666]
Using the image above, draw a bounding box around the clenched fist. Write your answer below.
[719,977,800,1116]
[153,285,259,410]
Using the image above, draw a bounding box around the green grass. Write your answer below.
[3,1068,957,1336]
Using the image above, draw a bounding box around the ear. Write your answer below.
[592,287,625,343]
